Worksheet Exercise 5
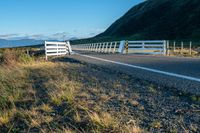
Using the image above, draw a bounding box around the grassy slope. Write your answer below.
[0,49,200,132]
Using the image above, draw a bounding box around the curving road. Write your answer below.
[66,52,200,95]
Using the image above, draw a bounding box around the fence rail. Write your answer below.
[72,41,120,53]
[72,40,167,55]
[127,40,167,55]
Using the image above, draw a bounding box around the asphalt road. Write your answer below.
[66,52,200,95]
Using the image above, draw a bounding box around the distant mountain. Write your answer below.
[69,37,79,41]
[96,0,200,40]
[0,37,80,48]
[0,39,44,48]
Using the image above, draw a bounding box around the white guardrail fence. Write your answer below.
[45,41,72,60]
[44,40,169,60]
[72,40,169,55]
[72,41,120,53]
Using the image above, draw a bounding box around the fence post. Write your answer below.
[92,43,95,51]
[118,40,125,54]
[95,43,99,52]
[94,43,96,51]
[113,42,117,53]
[109,42,113,53]
[102,43,106,53]
[167,41,170,56]
[98,43,102,52]
[89,44,92,51]
[56,43,58,56]
[189,41,192,55]
[91,44,93,51]
[92,43,94,51]
[67,41,72,54]
[181,42,183,54]
[173,41,176,52]
[45,41,48,60]
[142,42,145,49]
[105,42,109,53]
[163,40,166,55]
[91,43,94,51]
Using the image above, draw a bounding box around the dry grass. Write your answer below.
[38,103,53,113]
[0,50,137,132]
[0,109,16,126]
[1,49,35,66]
[61,128,74,133]
[124,125,142,133]
[169,48,199,57]
[88,111,118,130]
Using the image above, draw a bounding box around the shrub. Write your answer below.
[1,49,34,65]
[2,49,18,65]
[19,53,34,64]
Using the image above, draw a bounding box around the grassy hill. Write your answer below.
[97,0,200,40]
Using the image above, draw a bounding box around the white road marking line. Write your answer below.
[76,53,200,83]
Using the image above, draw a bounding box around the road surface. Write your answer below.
[65,52,200,95]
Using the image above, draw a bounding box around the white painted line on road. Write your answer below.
[76,53,200,83]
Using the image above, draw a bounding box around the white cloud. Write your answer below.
[0,34,20,39]
[0,28,105,40]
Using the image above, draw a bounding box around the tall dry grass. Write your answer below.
[0,49,142,132]
[1,49,34,66]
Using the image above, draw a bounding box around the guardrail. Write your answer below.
[127,40,167,55]
[45,41,72,60]
[72,40,168,55]
[72,41,121,53]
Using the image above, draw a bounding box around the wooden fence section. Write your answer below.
[45,41,72,60]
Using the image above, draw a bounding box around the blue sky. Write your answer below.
[0,0,143,40]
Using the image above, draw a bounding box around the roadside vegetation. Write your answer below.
[0,48,199,132]
[0,49,141,132]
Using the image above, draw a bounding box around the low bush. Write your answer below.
[1,49,34,65]
[1,49,18,65]
[19,53,34,64]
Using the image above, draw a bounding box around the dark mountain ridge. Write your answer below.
[97,0,200,40]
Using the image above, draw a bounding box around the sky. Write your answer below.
[0,0,143,40]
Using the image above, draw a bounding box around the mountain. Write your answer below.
[0,39,44,48]
[96,0,200,40]
[69,37,79,41]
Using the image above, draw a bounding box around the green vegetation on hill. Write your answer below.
[97,0,200,40]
